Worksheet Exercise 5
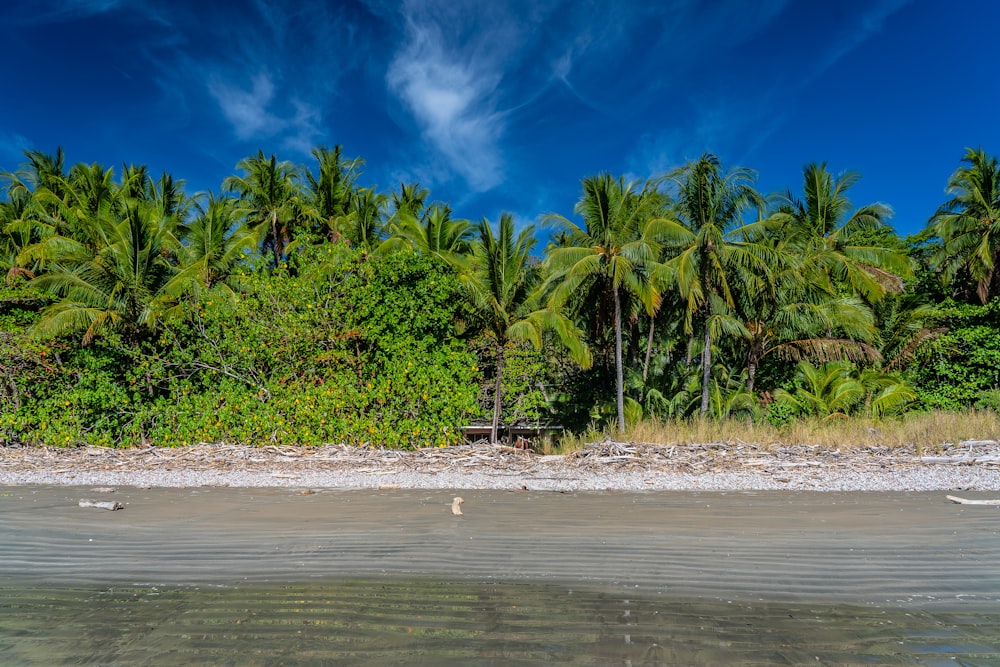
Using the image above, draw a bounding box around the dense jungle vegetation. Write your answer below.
[2,145,1000,449]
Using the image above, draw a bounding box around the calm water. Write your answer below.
[2,579,998,666]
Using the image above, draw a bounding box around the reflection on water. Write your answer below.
[2,579,998,666]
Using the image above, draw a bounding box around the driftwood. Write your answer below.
[79,499,124,511]
[920,456,1000,465]
[2,440,999,483]
[946,495,1000,506]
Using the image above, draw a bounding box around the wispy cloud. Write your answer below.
[0,132,34,164]
[386,0,515,192]
[7,0,124,23]
[807,0,913,83]
[207,71,325,156]
[625,1,912,181]
[208,73,282,141]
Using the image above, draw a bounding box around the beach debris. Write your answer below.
[298,489,316,496]
[451,496,464,516]
[946,495,1000,506]
[2,440,999,484]
[90,487,116,493]
[378,484,400,490]
[79,499,124,511]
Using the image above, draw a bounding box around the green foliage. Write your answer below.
[774,360,915,420]
[911,299,1000,410]
[8,144,1000,447]
[1,248,478,448]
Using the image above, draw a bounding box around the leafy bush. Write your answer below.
[1,249,479,448]
[911,299,1000,410]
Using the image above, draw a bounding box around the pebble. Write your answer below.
[2,465,999,492]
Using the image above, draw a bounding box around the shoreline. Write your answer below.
[3,440,1000,492]
[2,486,998,609]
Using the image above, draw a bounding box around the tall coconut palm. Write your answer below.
[304,145,364,244]
[391,182,429,220]
[660,154,768,415]
[545,173,666,431]
[930,147,1000,303]
[342,186,388,250]
[733,231,880,392]
[171,193,255,297]
[29,196,178,344]
[68,162,117,217]
[379,203,473,266]
[223,151,303,269]
[2,148,72,267]
[465,213,590,442]
[776,162,911,303]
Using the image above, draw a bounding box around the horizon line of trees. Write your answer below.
[2,144,1000,448]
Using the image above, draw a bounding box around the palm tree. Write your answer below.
[68,162,117,217]
[342,186,388,250]
[171,193,255,296]
[659,154,767,415]
[773,361,865,419]
[774,360,915,419]
[304,145,364,244]
[223,151,303,269]
[379,203,473,266]
[545,173,665,431]
[734,231,880,392]
[464,213,590,442]
[776,162,911,303]
[391,182,429,220]
[29,196,178,344]
[930,147,1000,303]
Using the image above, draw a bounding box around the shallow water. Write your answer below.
[2,579,999,665]
[2,487,999,663]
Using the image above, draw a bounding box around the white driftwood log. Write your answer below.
[921,456,1000,464]
[79,499,124,511]
[946,495,1000,506]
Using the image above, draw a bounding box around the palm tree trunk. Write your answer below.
[642,316,655,383]
[614,285,625,432]
[491,345,505,444]
[271,211,281,269]
[700,324,712,415]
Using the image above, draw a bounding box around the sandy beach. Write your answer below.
[0,485,997,607]
[3,443,999,664]
[1,441,999,602]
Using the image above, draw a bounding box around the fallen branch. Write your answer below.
[946,495,1000,506]
[919,456,1000,464]
[79,499,124,510]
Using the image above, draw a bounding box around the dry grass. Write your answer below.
[550,410,1000,455]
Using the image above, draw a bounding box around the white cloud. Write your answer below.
[386,1,520,192]
[208,73,282,141]
[205,70,323,157]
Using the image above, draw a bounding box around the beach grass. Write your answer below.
[548,409,1000,455]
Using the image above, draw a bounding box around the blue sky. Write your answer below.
[1,0,996,237]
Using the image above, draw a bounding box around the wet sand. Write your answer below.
[2,486,998,610]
